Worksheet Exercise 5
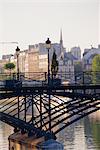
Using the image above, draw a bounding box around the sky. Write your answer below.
[0,0,99,58]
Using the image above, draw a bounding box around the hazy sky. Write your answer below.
[0,0,99,57]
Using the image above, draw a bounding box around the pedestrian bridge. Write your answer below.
[0,72,100,140]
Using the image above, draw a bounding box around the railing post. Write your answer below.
[24,95,26,122]
[51,73,53,86]
[48,90,51,132]
[83,71,86,94]
[48,49,50,86]
[75,74,77,85]
[18,96,20,119]
[45,72,47,81]
[31,94,34,125]
[40,93,42,129]
[83,71,84,85]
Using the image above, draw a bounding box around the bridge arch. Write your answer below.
[0,85,100,139]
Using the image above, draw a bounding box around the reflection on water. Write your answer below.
[0,111,100,150]
[0,122,13,150]
[57,111,100,150]
[89,111,100,150]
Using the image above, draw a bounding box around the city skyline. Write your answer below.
[0,0,99,58]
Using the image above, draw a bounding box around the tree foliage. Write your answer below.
[4,62,15,70]
[92,54,100,84]
[4,62,15,77]
[51,51,59,78]
[74,62,83,74]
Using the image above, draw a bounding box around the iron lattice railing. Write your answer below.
[0,71,100,88]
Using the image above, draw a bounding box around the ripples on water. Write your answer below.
[0,111,100,150]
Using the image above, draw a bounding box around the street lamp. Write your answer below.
[16,46,20,80]
[45,38,52,132]
[45,38,51,86]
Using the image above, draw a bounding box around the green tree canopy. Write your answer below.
[4,62,15,78]
[51,51,59,78]
[4,62,15,70]
[74,62,83,74]
[92,54,100,84]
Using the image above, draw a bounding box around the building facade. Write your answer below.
[0,31,77,83]
[58,52,76,83]
[83,45,100,71]
[70,46,81,61]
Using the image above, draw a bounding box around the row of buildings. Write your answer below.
[0,31,100,83]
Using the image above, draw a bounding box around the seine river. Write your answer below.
[0,111,100,150]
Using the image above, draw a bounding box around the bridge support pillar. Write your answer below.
[8,132,63,150]
[39,139,64,150]
[8,132,45,150]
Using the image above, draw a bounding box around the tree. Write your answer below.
[74,61,83,84]
[92,54,100,84]
[74,61,83,75]
[51,51,59,78]
[4,62,15,78]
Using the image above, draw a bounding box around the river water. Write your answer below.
[0,111,100,150]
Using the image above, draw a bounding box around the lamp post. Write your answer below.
[45,38,52,132]
[45,38,51,86]
[16,46,20,80]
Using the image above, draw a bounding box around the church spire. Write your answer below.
[60,28,63,46]
[60,29,64,58]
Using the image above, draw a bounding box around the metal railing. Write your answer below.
[0,71,100,87]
